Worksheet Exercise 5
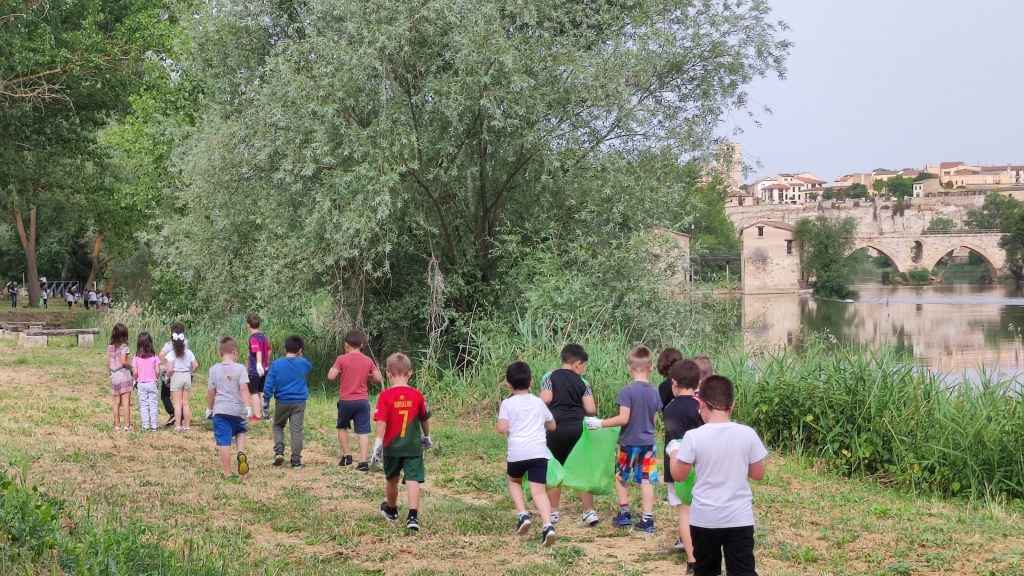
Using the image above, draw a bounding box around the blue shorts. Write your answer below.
[213,414,247,447]
[336,400,372,434]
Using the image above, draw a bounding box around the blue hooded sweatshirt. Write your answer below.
[264,356,312,404]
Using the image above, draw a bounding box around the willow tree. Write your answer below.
[163,0,789,328]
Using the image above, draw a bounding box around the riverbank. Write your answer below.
[1,342,1023,575]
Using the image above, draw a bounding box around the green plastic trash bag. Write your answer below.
[674,469,696,505]
[562,427,621,495]
[546,451,565,487]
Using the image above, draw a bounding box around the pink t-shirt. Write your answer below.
[132,355,160,383]
[331,351,378,401]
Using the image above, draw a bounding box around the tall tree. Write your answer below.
[0,0,165,305]
[794,216,858,299]
[161,0,790,329]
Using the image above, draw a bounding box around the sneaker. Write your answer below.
[515,512,532,534]
[273,454,285,467]
[356,461,369,472]
[635,517,655,534]
[406,515,420,532]
[549,511,560,525]
[686,562,696,575]
[237,452,249,476]
[581,510,600,527]
[290,461,303,469]
[379,502,398,521]
[174,426,184,433]
[612,510,633,528]
[541,525,556,547]
[339,455,353,467]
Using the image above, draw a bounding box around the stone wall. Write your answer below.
[741,223,800,294]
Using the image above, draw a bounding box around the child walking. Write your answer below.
[158,323,186,427]
[263,335,312,468]
[498,361,558,546]
[205,337,253,479]
[541,344,600,527]
[670,375,768,576]
[663,359,704,572]
[328,330,383,470]
[373,353,431,532]
[246,313,271,421]
[132,332,162,432]
[657,348,684,408]
[165,324,198,432]
[108,323,133,431]
[585,345,662,533]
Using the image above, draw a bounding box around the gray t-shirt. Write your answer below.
[208,362,250,417]
[677,421,769,528]
[616,380,661,446]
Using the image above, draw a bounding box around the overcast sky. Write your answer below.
[731,0,1023,183]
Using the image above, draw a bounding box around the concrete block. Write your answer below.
[77,333,95,347]
[20,334,48,348]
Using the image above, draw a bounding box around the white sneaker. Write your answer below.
[581,510,600,526]
[550,511,560,525]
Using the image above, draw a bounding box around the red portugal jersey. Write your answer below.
[374,385,430,457]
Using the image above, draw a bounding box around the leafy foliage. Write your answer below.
[925,216,956,233]
[794,216,858,299]
[152,0,788,349]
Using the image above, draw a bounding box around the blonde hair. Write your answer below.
[218,336,238,356]
[627,345,653,371]
[693,354,713,382]
[386,352,413,376]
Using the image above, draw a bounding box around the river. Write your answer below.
[742,284,1024,381]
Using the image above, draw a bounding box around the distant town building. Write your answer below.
[749,172,825,204]
[924,162,1024,189]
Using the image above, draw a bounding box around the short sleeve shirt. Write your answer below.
[498,393,555,462]
[132,355,161,383]
[169,349,196,373]
[374,385,430,457]
[332,351,378,401]
[248,332,271,373]
[616,381,662,446]
[208,362,250,417]
[540,369,592,424]
[677,422,769,528]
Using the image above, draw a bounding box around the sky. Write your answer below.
[730,0,1024,183]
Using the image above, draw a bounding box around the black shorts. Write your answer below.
[336,400,372,434]
[507,458,548,484]
[546,420,583,464]
[247,372,265,395]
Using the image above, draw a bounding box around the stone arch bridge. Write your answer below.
[852,230,1005,274]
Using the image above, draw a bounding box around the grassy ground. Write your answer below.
[1,341,1023,575]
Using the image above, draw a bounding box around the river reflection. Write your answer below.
[742,285,1024,379]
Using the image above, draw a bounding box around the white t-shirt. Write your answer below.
[165,347,196,373]
[677,421,768,529]
[498,393,554,463]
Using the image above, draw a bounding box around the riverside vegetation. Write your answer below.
[2,310,1024,575]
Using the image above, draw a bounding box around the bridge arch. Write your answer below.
[925,243,1001,277]
[850,243,905,273]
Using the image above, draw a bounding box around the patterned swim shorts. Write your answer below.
[617,445,659,484]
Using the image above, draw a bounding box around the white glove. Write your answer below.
[584,417,603,430]
[205,408,213,420]
[665,439,682,458]
[256,363,265,377]
[245,406,252,418]
[421,436,433,450]
[370,438,384,466]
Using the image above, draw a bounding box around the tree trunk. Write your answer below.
[14,207,40,307]
[86,232,104,291]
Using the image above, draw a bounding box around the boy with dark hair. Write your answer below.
[657,348,684,408]
[499,361,558,546]
[586,345,662,534]
[264,336,312,468]
[541,343,600,527]
[670,375,768,576]
[246,313,271,421]
[374,352,431,532]
[205,337,253,479]
[329,329,383,470]
[664,359,703,571]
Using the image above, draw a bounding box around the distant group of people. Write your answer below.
[2,279,112,310]
[105,315,767,576]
